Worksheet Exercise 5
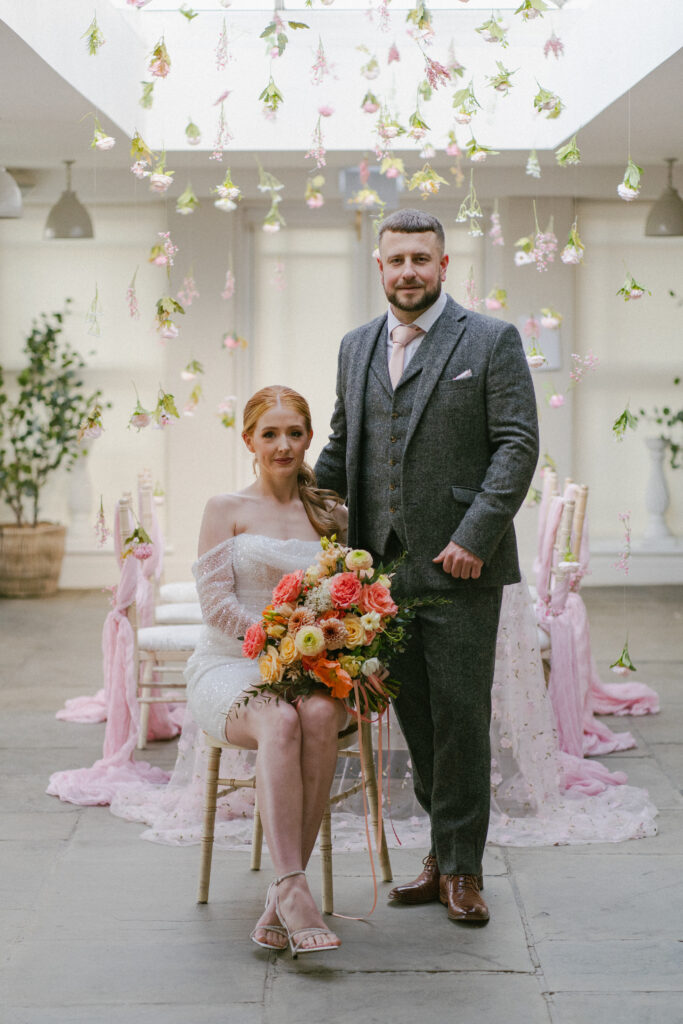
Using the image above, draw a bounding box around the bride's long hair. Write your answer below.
[242,385,343,538]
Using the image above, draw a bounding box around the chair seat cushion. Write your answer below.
[158,581,198,603]
[155,602,203,625]
[138,624,202,651]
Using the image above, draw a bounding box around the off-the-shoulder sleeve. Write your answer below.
[192,539,257,638]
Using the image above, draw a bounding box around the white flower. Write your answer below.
[214,198,237,212]
[149,173,173,193]
[95,133,116,150]
[617,183,639,202]
[361,657,381,677]
[527,354,546,368]
[360,611,382,633]
[514,250,535,266]
[262,222,281,233]
[561,245,581,265]
[131,161,149,179]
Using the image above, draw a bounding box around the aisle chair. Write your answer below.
[117,495,202,748]
[197,718,392,915]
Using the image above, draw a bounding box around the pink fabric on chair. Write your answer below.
[534,486,659,766]
[47,553,169,806]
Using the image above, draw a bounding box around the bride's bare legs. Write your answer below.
[225,696,341,951]
[296,695,349,865]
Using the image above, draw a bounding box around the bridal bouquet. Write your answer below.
[241,537,412,716]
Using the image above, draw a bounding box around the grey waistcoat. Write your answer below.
[358,326,432,555]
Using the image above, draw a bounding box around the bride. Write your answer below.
[185,384,347,956]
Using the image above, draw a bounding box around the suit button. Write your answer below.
[390,507,396,514]
[391,412,398,419]
[390,436,397,443]
[389,483,396,491]
[389,459,396,466]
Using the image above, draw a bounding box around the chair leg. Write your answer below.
[250,794,263,871]
[360,720,393,882]
[137,659,153,751]
[319,802,333,915]
[197,743,221,904]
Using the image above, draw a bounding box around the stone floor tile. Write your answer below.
[550,990,683,1024]
[649,742,683,788]
[266,970,550,1024]
[508,852,683,942]
[537,938,683,992]
[4,1005,263,1024]
[588,755,683,809]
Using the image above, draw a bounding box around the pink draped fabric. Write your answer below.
[535,487,659,763]
[47,554,169,806]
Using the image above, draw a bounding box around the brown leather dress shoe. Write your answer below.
[439,874,489,922]
[388,855,440,904]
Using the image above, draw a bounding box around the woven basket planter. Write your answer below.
[0,523,67,598]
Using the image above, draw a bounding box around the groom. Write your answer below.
[315,209,539,923]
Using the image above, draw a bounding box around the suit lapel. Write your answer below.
[404,297,467,451]
[347,316,387,466]
[369,325,393,396]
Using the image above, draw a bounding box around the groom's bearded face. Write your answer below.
[378,230,449,317]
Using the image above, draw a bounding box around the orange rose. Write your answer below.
[358,581,398,618]
[242,622,267,659]
[272,570,304,606]
[302,656,353,700]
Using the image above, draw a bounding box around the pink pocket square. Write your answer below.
[453,369,473,380]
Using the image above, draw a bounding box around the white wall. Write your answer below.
[1,192,681,587]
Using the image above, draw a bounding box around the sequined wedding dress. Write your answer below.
[111,536,658,849]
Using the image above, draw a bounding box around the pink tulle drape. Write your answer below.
[47,553,169,806]
[534,486,659,762]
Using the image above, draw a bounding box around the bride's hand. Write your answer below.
[433,541,483,580]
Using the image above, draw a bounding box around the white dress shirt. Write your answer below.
[386,290,448,372]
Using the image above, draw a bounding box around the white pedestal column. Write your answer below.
[642,436,677,548]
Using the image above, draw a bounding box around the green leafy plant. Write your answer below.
[0,302,104,527]
[638,377,682,469]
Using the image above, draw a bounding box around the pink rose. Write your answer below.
[242,622,267,659]
[358,582,398,618]
[328,572,363,610]
[549,394,565,408]
[132,542,153,560]
[272,570,304,606]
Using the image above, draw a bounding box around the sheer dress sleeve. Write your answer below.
[192,538,256,639]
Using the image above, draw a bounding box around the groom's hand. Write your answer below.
[433,541,483,579]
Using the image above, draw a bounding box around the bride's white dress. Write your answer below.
[110,533,658,849]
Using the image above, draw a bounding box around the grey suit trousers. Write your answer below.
[388,573,503,876]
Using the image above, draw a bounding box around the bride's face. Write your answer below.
[243,403,312,478]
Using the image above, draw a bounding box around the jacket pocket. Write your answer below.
[451,485,482,505]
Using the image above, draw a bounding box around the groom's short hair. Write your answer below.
[378,209,445,253]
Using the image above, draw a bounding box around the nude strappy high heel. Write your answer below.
[271,870,341,958]
[250,880,288,951]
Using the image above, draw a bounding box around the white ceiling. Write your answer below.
[1,0,682,203]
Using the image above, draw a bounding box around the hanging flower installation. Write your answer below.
[211,100,232,161]
[555,134,581,166]
[85,285,103,337]
[82,16,105,56]
[533,84,564,119]
[215,18,229,70]
[130,130,154,167]
[445,130,461,157]
[180,5,198,23]
[305,175,325,208]
[148,38,171,78]
[126,270,140,320]
[305,117,326,169]
[185,118,201,146]
[183,382,202,417]
[568,350,599,383]
[544,31,564,59]
[488,207,505,246]
[311,37,333,84]
[90,116,115,151]
[362,91,381,114]
[515,0,549,21]
[152,389,180,429]
[486,62,516,95]
[560,220,585,264]
[259,77,285,116]
[139,81,155,109]
[514,204,557,271]
[617,272,650,301]
[540,307,563,329]
[610,638,637,676]
[462,268,482,311]
[257,164,286,232]
[155,297,185,340]
[617,158,643,201]
[466,136,499,163]
[452,80,480,124]
[613,511,632,575]
[213,168,242,210]
[612,404,638,441]
[78,404,105,442]
[181,359,204,381]
[94,497,111,548]
[176,182,199,215]
[177,274,200,307]
[222,333,248,352]
[129,393,151,431]
[406,164,448,198]
[148,232,178,269]
[218,395,238,429]
[526,149,541,178]
[485,287,508,311]
[476,14,508,47]
[455,169,483,236]
[148,153,174,193]
[221,269,236,299]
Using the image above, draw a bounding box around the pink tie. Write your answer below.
[389,323,422,389]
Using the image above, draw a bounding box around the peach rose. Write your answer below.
[258,647,285,684]
[328,572,363,610]
[359,582,398,618]
[272,570,304,606]
[242,622,267,659]
[342,614,366,647]
[279,634,299,666]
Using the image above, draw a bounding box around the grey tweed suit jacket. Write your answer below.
[315,294,540,591]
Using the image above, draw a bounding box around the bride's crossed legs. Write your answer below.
[225,691,347,951]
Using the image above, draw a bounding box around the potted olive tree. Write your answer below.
[0,302,103,596]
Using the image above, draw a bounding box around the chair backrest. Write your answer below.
[116,493,135,561]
